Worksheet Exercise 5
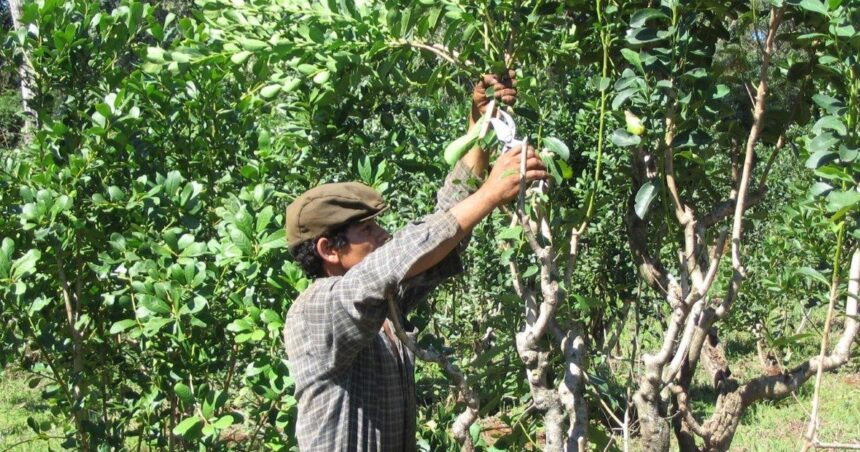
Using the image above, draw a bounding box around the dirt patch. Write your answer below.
[786,419,806,436]
[842,372,860,387]
[481,416,512,445]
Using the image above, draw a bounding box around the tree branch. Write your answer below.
[729,6,784,279]
[389,39,478,75]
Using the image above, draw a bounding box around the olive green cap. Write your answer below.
[286,182,386,249]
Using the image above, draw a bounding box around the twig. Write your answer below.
[804,223,846,447]
[811,441,860,450]
[389,39,478,75]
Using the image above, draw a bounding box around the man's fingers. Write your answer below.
[494,87,517,97]
[505,145,524,157]
[525,170,549,181]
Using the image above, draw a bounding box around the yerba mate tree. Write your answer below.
[611,1,860,450]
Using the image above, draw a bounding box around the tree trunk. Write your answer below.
[633,387,671,452]
[7,0,36,140]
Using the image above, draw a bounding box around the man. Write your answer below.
[283,74,546,451]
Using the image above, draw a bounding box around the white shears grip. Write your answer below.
[488,108,521,154]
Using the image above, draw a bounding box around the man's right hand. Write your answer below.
[479,145,547,207]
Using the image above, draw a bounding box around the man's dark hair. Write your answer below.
[291,225,351,278]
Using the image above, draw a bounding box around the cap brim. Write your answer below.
[358,205,388,223]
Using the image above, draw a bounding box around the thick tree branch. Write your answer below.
[700,187,767,229]
[551,322,589,451]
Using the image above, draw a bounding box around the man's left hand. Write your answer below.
[472,70,517,119]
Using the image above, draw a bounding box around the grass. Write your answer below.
[730,368,860,451]
[0,368,65,451]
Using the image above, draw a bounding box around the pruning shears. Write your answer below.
[485,106,524,155]
[480,101,547,191]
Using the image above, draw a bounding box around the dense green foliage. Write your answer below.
[1,0,857,450]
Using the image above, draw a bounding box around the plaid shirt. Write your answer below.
[284,163,474,451]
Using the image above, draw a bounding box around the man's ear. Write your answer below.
[315,237,341,265]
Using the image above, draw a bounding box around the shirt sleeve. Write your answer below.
[325,211,460,368]
[396,161,479,314]
[435,160,478,213]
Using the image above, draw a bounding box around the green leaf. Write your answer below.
[797,0,829,15]
[180,242,206,258]
[146,47,165,63]
[797,266,829,286]
[173,416,203,439]
[811,116,847,135]
[634,181,659,219]
[620,49,643,72]
[543,137,570,160]
[470,421,481,443]
[443,130,479,166]
[260,309,281,325]
[174,382,194,404]
[805,150,838,169]
[227,318,252,333]
[297,64,318,75]
[610,128,641,147]
[164,171,183,195]
[213,415,234,429]
[809,182,834,197]
[808,132,839,153]
[826,190,860,211]
[230,51,252,64]
[109,319,137,334]
[713,84,730,99]
[771,333,814,348]
[11,249,40,279]
[612,88,637,110]
[522,265,539,278]
[250,329,265,341]
[178,234,194,250]
[203,389,227,419]
[629,8,670,28]
[597,77,610,92]
[625,27,670,45]
[812,94,845,115]
[672,130,710,149]
[497,226,523,240]
[256,206,274,234]
[239,38,268,50]
[140,295,171,315]
[282,78,301,93]
[313,71,331,84]
[838,145,858,162]
[259,84,281,99]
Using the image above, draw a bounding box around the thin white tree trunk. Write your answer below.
[8,0,36,140]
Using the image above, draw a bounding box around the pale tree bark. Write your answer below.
[7,0,36,140]
[503,144,589,451]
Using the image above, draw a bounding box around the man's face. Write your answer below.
[335,218,391,271]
